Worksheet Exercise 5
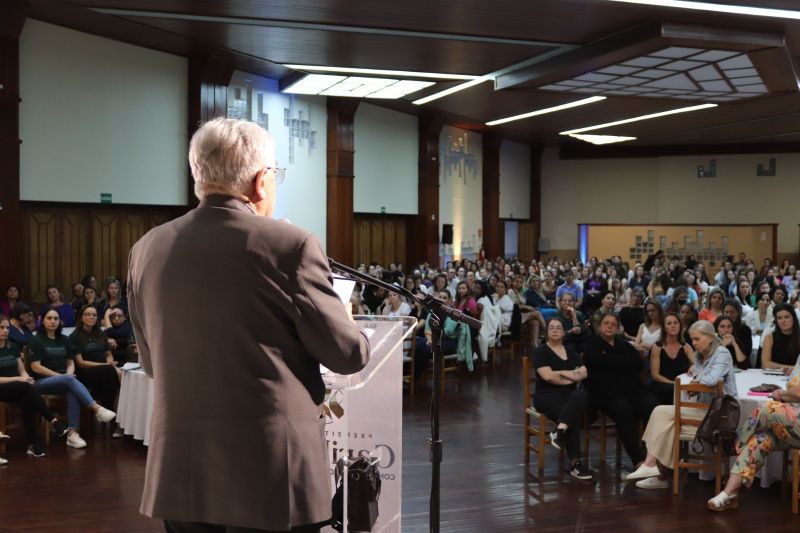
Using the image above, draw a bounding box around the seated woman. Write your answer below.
[0,314,68,461]
[610,277,629,310]
[70,305,122,418]
[648,272,671,307]
[8,303,35,347]
[474,282,498,364]
[509,275,545,348]
[760,303,800,370]
[454,281,479,320]
[0,286,20,317]
[733,279,753,314]
[584,312,659,467]
[634,299,664,356]
[698,287,725,324]
[721,299,753,370]
[382,291,412,318]
[678,303,698,344]
[707,358,800,510]
[541,271,557,304]
[76,286,101,318]
[714,316,749,371]
[98,278,128,328]
[771,284,789,307]
[628,320,737,489]
[525,275,557,321]
[38,285,76,328]
[413,290,472,376]
[493,281,514,332]
[554,292,591,354]
[30,309,116,449]
[105,307,134,365]
[649,312,695,405]
[532,318,592,481]
[744,291,773,338]
[590,292,616,334]
[619,288,646,342]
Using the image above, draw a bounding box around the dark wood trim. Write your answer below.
[560,142,800,159]
[187,55,234,208]
[409,113,444,267]
[326,97,360,262]
[530,145,543,260]
[482,133,502,260]
[0,1,27,292]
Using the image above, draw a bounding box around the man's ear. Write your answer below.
[252,168,268,202]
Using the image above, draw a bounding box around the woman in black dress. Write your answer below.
[649,312,694,405]
[531,318,592,480]
[722,298,753,369]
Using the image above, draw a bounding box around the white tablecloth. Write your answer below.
[117,368,153,446]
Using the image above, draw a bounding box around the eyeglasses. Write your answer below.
[266,166,287,185]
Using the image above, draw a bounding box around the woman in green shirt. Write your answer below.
[70,305,121,414]
[30,309,116,449]
[0,314,67,461]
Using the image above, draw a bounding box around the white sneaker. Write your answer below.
[0,457,7,465]
[626,464,660,480]
[95,407,117,423]
[635,476,669,489]
[112,427,125,439]
[66,433,87,449]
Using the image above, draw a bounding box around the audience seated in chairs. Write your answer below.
[714,316,750,371]
[554,292,591,354]
[98,278,127,328]
[699,287,725,324]
[760,303,800,370]
[474,282,499,365]
[414,290,470,377]
[678,303,699,344]
[583,311,659,467]
[29,309,116,449]
[8,303,35,347]
[508,275,545,349]
[105,307,135,366]
[0,314,68,461]
[649,312,695,405]
[634,299,664,356]
[590,292,616,334]
[708,356,800,511]
[628,320,737,489]
[745,291,773,339]
[0,286,21,317]
[382,291,411,318]
[619,288,646,342]
[532,318,593,481]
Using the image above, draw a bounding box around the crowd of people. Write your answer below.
[0,275,137,463]
[346,250,800,511]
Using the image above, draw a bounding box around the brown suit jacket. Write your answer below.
[127,195,370,530]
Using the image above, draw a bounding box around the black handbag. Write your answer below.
[330,457,382,532]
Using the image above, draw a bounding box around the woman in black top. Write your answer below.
[714,316,749,371]
[649,312,694,405]
[532,318,592,480]
[619,288,646,341]
[761,303,800,369]
[0,314,67,460]
[70,305,121,413]
[678,303,698,344]
[722,298,753,369]
[584,312,659,466]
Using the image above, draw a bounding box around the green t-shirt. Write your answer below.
[68,330,109,363]
[29,334,74,376]
[0,342,21,378]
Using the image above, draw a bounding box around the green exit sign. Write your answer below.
[100,193,112,204]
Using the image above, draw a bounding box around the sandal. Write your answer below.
[707,491,738,511]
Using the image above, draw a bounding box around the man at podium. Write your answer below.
[128,118,370,533]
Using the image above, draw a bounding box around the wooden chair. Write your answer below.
[0,403,7,455]
[492,331,516,365]
[582,410,622,467]
[523,357,562,473]
[423,352,461,395]
[402,338,415,396]
[672,379,725,495]
[793,448,800,514]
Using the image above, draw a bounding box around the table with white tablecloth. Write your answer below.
[116,368,153,446]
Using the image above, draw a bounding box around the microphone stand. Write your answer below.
[328,258,481,533]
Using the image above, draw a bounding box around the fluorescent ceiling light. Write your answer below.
[485,96,606,126]
[282,73,434,98]
[567,133,637,145]
[607,0,800,21]
[412,76,491,105]
[284,64,478,80]
[560,103,717,134]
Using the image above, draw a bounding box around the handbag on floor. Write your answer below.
[330,456,382,532]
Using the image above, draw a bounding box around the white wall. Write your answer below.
[354,103,418,214]
[541,147,800,254]
[19,20,188,206]
[439,125,483,259]
[227,71,327,247]
[499,140,531,219]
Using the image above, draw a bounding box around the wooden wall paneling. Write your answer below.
[25,209,58,303]
[60,209,89,295]
[118,212,148,283]
[409,113,443,267]
[518,222,537,263]
[326,97,360,263]
[482,133,502,259]
[384,219,397,266]
[370,219,384,265]
[91,210,121,282]
[0,3,27,293]
[353,218,371,265]
[395,221,407,268]
[530,145,543,261]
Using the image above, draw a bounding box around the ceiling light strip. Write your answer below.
[486,96,607,126]
[412,77,491,105]
[607,0,800,21]
[284,64,477,80]
[560,103,717,135]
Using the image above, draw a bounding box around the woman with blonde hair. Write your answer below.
[628,320,737,489]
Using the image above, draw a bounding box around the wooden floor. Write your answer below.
[0,357,797,532]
